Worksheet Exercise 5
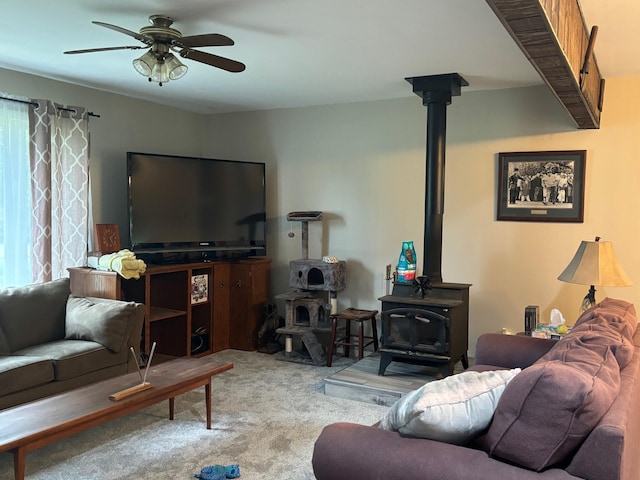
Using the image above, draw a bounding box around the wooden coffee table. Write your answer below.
[0,357,233,480]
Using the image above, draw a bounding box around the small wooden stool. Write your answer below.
[326,308,379,367]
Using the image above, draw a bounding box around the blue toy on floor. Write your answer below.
[195,464,240,480]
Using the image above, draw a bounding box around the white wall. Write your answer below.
[3,66,639,355]
[203,77,640,355]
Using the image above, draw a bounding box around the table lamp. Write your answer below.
[557,236,632,313]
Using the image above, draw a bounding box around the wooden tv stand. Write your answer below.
[68,257,270,358]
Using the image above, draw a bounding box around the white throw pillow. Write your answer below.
[378,368,521,444]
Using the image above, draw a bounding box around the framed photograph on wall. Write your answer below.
[497,150,586,222]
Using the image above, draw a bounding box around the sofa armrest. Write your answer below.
[312,422,574,480]
[85,297,144,371]
[124,304,144,372]
[65,296,144,370]
[473,333,556,369]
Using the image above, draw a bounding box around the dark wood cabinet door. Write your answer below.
[212,262,230,352]
[229,259,271,351]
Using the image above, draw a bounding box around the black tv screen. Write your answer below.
[127,152,266,261]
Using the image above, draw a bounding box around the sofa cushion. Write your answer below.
[0,324,10,355]
[65,296,137,353]
[566,323,634,368]
[379,368,521,445]
[486,298,635,471]
[565,339,640,480]
[574,297,637,340]
[486,346,620,471]
[0,355,54,396]
[14,339,128,381]
[0,277,70,352]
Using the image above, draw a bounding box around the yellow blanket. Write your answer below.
[97,249,147,279]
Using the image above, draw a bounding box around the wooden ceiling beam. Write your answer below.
[486,0,603,129]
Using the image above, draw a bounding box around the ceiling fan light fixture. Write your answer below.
[150,60,170,85]
[71,15,244,86]
[165,53,188,80]
[132,50,155,77]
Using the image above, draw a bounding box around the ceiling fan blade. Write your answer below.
[174,33,234,48]
[93,21,152,45]
[179,48,245,73]
[64,45,146,54]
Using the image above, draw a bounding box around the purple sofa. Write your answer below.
[312,298,640,480]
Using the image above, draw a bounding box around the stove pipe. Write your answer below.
[406,74,468,284]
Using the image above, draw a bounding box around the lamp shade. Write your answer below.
[150,60,170,84]
[557,240,632,287]
[165,53,188,80]
[132,50,156,77]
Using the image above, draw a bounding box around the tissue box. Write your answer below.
[532,324,570,339]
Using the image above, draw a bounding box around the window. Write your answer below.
[0,98,32,288]
[1,96,91,288]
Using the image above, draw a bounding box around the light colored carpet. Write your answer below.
[0,350,389,480]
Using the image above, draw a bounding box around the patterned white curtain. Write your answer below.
[29,100,90,282]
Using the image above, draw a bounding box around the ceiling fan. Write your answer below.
[64,14,245,86]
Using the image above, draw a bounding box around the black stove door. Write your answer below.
[381,307,448,355]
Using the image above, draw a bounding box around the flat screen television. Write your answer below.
[127,152,266,263]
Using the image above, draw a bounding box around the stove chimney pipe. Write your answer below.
[406,74,468,284]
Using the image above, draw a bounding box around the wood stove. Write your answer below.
[378,282,470,377]
[378,73,470,377]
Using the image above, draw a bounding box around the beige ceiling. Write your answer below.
[0,0,637,114]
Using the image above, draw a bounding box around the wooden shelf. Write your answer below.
[149,307,186,322]
[68,257,271,358]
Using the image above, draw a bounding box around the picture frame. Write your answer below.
[191,274,209,304]
[497,150,586,222]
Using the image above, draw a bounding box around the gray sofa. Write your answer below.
[313,298,640,480]
[0,277,145,410]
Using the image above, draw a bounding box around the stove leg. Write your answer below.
[461,353,469,370]
[378,354,393,376]
[439,363,453,378]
